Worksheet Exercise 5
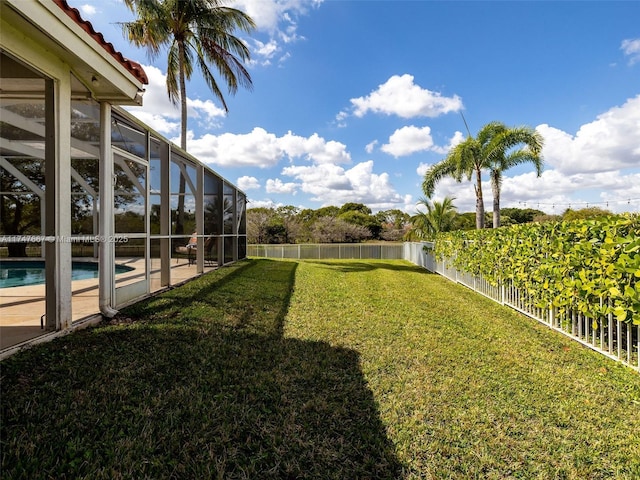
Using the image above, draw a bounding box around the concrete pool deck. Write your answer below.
[0,258,217,350]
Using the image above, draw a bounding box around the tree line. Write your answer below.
[246,202,615,244]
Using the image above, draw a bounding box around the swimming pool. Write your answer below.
[0,260,134,288]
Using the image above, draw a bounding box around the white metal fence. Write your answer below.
[248,243,405,260]
[430,252,640,373]
[249,241,639,371]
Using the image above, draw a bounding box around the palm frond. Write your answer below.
[166,44,181,105]
[422,158,458,198]
[121,0,256,143]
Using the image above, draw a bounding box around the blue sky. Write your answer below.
[77,0,640,215]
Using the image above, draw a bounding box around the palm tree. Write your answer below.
[122,0,255,233]
[487,125,543,227]
[408,196,457,240]
[422,124,500,230]
[423,121,543,229]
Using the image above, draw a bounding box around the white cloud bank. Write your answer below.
[421,94,640,214]
[185,128,351,168]
[282,160,410,210]
[537,95,640,175]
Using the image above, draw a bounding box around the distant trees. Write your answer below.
[562,207,615,221]
[500,208,545,225]
[338,204,382,239]
[310,217,372,243]
[246,203,620,244]
[247,203,404,244]
[376,209,410,241]
[0,159,43,256]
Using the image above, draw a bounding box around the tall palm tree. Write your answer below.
[422,121,543,229]
[487,125,543,227]
[408,196,457,240]
[422,127,488,229]
[122,0,255,233]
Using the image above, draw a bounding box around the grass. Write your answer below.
[1,258,639,479]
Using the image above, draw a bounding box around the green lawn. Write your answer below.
[2,258,639,479]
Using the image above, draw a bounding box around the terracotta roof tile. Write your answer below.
[53,0,148,85]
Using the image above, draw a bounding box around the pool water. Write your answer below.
[0,260,134,288]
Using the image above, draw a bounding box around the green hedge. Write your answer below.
[434,214,640,325]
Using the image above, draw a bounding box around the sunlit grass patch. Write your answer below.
[285,259,640,479]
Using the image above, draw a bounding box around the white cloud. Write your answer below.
[416,162,430,177]
[266,178,298,194]
[420,175,478,214]
[349,74,463,119]
[231,0,287,32]
[246,198,282,210]
[249,38,280,66]
[79,4,97,16]
[381,125,435,158]
[280,131,351,165]
[282,160,405,207]
[237,176,261,190]
[621,38,640,65]
[419,166,640,216]
[188,127,283,168]
[500,169,640,214]
[125,112,180,137]
[187,98,226,129]
[424,97,640,216]
[537,94,640,175]
[184,128,350,169]
[335,110,349,128]
[125,65,225,135]
[230,0,321,65]
[365,140,378,154]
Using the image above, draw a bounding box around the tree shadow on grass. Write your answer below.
[1,259,403,479]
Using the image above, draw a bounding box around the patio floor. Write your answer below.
[0,258,215,350]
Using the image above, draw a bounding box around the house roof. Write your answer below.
[53,0,148,85]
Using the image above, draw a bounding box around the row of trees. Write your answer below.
[247,203,409,244]
[246,202,612,244]
[405,197,615,241]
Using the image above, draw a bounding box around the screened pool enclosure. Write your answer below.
[0,0,247,354]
